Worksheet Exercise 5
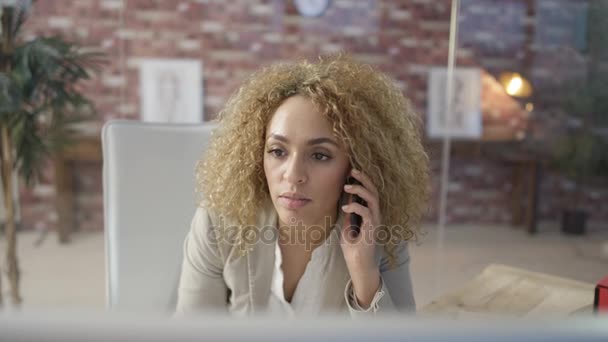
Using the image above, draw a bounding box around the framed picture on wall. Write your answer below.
[139,58,203,123]
[427,67,481,139]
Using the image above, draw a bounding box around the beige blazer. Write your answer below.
[176,201,415,318]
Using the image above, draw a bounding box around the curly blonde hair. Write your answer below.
[197,54,430,266]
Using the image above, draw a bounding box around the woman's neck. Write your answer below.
[277,213,337,253]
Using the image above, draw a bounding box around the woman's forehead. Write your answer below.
[266,96,335,139]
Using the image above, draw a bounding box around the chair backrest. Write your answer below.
[102,120,216,312]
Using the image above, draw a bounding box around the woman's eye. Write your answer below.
[312,153,330,161]
[267,148,329,161]
[268,148,285,157]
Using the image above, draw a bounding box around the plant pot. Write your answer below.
[561,209,588,235]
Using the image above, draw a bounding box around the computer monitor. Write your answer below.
[1,310,607,342]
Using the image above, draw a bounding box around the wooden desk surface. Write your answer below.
[420,264,594,318]
[54,134,102,243]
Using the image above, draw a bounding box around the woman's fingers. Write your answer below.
[350,169,379,197]
[343,183,379,216]
[341,201,375,239]
[340,169,383,245]
[342,201,372,221]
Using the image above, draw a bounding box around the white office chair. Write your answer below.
[102,120,216,312]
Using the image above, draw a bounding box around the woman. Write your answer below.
[176,55,430,318]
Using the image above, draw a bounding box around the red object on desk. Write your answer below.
[595,276,608,313]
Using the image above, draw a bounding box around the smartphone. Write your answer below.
[341,176,367,236]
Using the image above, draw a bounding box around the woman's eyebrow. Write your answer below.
[268,133,338,147]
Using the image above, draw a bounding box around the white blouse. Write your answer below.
[267,225,387,316]
[176,204,416,318]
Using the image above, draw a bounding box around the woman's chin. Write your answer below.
[277,211,306,225]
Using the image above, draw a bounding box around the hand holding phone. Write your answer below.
[341,176,367,236]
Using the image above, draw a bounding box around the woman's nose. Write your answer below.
[284,155,308,185]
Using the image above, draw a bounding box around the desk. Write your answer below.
[54,135,102,243]
[507,157,541,234]
[425,141,542,234]
[420,264,594,317]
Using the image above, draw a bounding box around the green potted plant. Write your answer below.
[552,126,607,235]
[0,1,104,306]
[550,0,608,235]
[552,58,608,234]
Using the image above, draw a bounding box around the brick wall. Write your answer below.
[13,0,607,233]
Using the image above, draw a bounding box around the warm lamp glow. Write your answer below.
[499,72,533,98]
[506,75,523,95]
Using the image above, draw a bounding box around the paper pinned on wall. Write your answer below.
[139,58,203,123]
[427,67,482,139]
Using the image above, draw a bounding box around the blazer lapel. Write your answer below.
[247,201,278,313]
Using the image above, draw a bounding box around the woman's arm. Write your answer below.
[340,169,416,317]
[344,242,416,317]
[175,207,229,316]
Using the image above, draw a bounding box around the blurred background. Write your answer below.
[0,0,606,313]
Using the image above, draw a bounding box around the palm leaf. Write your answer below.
[0,28,105,185]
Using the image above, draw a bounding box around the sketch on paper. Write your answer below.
[139,59,203,123]
[427,67,481,139]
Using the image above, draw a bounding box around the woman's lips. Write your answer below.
[278,196,311,209]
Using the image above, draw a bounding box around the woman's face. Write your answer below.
[264,95,351,228]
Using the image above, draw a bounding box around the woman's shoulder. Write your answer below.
[190,201,277,253]
[376,240,411,272]
[193,200,276,230]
